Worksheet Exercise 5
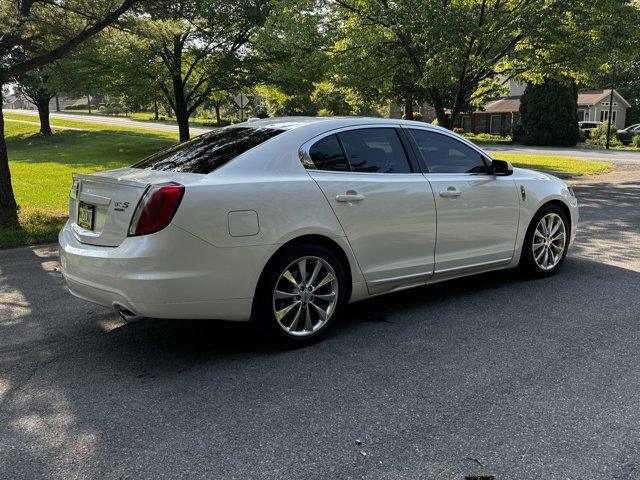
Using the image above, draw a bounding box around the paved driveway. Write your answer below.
[1,167,639,479]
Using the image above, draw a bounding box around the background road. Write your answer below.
[4,109,212,136]
[1,166,640,479]
[7,108,640,163]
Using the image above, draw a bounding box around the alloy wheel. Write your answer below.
[272,256,339,337]
[532,213,567,271]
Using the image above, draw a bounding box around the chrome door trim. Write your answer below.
[368,271,432,285]
[434,257,512,275]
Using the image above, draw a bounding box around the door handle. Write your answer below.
[336,191,365,203]
[439,188,462,198]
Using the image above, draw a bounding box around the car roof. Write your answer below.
[240,116,447,132]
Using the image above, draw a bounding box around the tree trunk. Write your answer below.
[153,99,159,121]
[404,96,414,120]
[172,73,190,141]
[0,87,19,228]
[175,106,190,142]
[55,96,61,112]
[214,102,221,125]
[36,96,52,135]
[87,94,92,114]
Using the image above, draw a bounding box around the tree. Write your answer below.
[98,1,271,142]
[0,0,140,227]
[519,79,580,147]
[329,0,640,128]
[15,66,59,135]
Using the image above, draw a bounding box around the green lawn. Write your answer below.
[491,153,613,176]
[0,119,175,249]
[0,117,614,249]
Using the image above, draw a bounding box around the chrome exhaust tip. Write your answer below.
[115,305,143,323]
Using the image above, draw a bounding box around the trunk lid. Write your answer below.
[69,168,196,247]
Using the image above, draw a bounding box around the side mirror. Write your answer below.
[489,159,513,176]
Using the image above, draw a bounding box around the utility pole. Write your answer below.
[606,65,616,150]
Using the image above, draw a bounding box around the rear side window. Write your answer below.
[132,127,284,174]
[338,128,411,173]
[309,134,350,171]
[408,129,487,174]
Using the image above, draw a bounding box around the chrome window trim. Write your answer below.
[298,123,407,173]
[400,125,496,170]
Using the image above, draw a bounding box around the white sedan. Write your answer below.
[59,117,579,343]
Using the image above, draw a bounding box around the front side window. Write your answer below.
[409,129,487,174]
[308,134,350,171]
[337,128,411,173]
[132,127,284,174]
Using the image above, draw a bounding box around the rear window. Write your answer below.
[132,127,284,174]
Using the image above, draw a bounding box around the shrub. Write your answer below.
[632,135,640,148]
[453,127,465,135]
[519,78,580,147]
[587,123,621,147]
[64,104,89,111]
[578,129,589,142]
[511,122,525,143]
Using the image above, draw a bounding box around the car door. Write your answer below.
[302,126,437,294]
[406,128,520,275]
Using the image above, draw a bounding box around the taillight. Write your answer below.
[128,183,185,236]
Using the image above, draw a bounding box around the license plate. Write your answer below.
[77,202,95,230]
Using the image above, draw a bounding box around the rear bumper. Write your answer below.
[58,222,267,321]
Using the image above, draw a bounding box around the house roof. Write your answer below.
[577,89,631,107]
[481,96,522,113]
[471,89,631,114]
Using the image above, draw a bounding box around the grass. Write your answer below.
[1,119,175,249]
[4,112,180,140]
[491,153,614,176]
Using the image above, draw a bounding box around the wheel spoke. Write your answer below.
[533,241,545,252]
[310,301,328,321]
[274,290,298,300]
[313,292,336,302]
[542,248,549,268]
[307,260,323,287]
[304,305,313,331]
[276,301,300,321]
[289,304,302,331]
[315,272,335,289]
[534,229,545,239]
[283,270,298,288]
[298,259,307,284]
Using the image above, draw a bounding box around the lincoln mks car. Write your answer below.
[59,117,579,343]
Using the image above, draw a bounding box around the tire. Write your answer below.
[252,244,348,345]
[519,204,570,277]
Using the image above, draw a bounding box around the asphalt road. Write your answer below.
[1,166,640,479]
[4,109,212,136]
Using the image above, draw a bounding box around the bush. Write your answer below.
[453,127,465,135]
[64,104,89,111]
[512,121,525,143]
[579,129,589,142]
[519,78,580,147]
[587,123,621,147]
[632,135,640,148]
